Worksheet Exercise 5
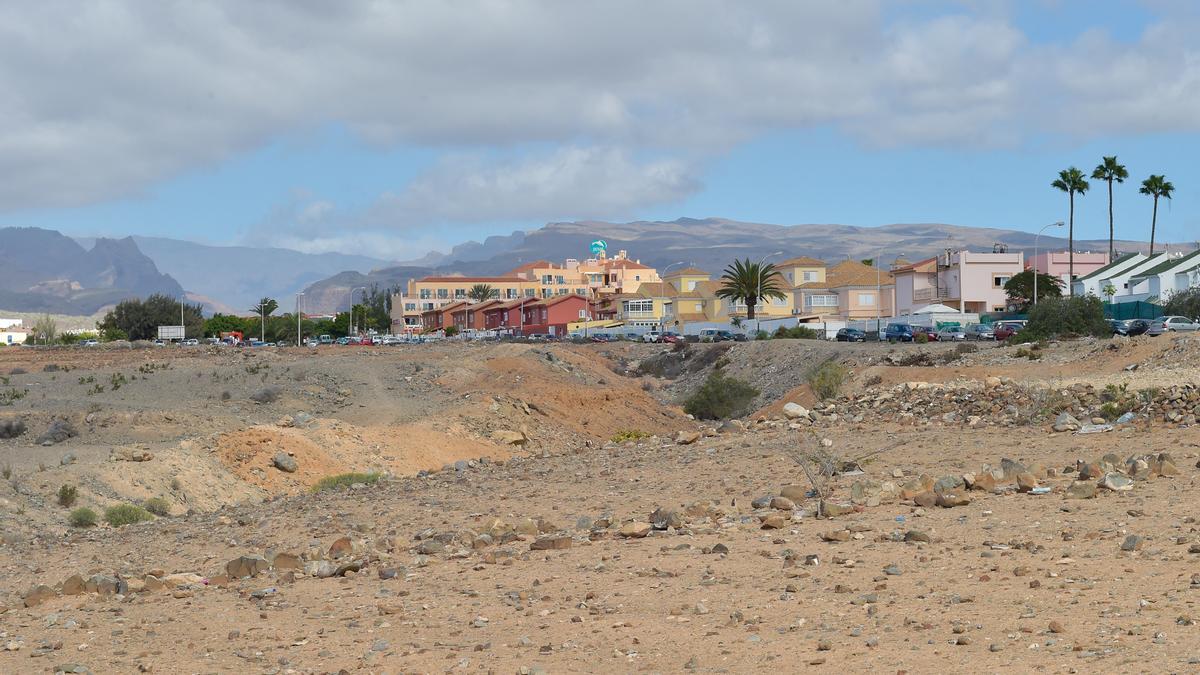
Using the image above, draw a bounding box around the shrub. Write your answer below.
[1163,287,1200,318]
[57,484,78,507]
[1,463,11,479]
[312,472,382,493]
[611,429,650,443]
[143,497,171,517]
[444,325,460,337]
[772,325,821,340]
[683,371,760,420]
[1023,296,1109,341]
[1013,346,1042,360]
[807,360,848,400]
[104,503,154,527]
[68,507,98,528]
[914,332,929,344]
[1098,383,1138,421]
[0,418,26,439]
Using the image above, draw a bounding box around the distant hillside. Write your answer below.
[0,227,183,315]
[299,218,1174,313]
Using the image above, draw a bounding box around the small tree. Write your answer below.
[33,314,57,344]
[1003,270,1064,311]
[249,298,279,342]
[683,371,759,419]
[1023,295,1109,341]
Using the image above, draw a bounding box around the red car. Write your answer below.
[658,332,683,343]
[993,322,1024,340]
[911,326,939,342]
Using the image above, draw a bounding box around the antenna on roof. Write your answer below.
[992,242,1008,253]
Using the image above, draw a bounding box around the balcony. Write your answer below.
[913,286,954,302]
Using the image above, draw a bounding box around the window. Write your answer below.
[773,297,787,306]
[993,275,1011,288]
[622,299,654,314]
[634,275,641,281]
[524,289,537,297]
[803,271,818,282]
[786,271,793,282]
[807,294,838,307]
[454,289,466,298]
[694,302,703,312]
[687,281,697,291]
[575,288,587,295]
[556,288,568,295]
[857,292,875,306]
[505,288,518,298]
[541,289,552,298]
[404,302,416,311]
[555,275,565,284]
[419,289,431,299]
[436,288,448,299]
[541,275,553,284]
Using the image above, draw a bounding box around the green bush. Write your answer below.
[104,503,154,527]
[1163,287,1200,318]
[444,325,460,337]
[1023,296,1109,341]
[68,507,98,528]
[57,484,78,507]
[683,371,760,420]
[772,325,821,340]
[143,496,172,517]
[914,332,929,344]
[611,429,650,443]
[312,472,382,493]
[807,360,848,400]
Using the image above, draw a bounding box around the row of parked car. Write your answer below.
[834,320,1029,343]
[1113,316,1200,336]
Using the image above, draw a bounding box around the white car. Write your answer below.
[1147,315,1200,335]
[642,332,662,343]
[81,339,100,347]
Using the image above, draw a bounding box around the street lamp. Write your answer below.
[349,286,367,336]
[755,251,784,337]
[875,250,901,336]
[658,261,688,334]
[296,292,304,346]
[1034,221,1065,306]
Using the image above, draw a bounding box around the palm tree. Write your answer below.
[715,258,786,320]
[467,283,495,303]
[1051,167,1090,295]
[249,297,279,342]
[1091,156,1128,261]
[1139,174,1175,256]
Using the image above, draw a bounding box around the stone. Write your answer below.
[750,495,772,509]
[675,430,702,445]
[903,530,931,543]
[770,496,796,511]
[1015,472,1038,493]
[59,452,76,466]
[491,429,528,445]
[913,491,937,508]
[1048,620,1066,634]
[109,446,154,462]
[999,458,1028,480]
[821,529,851,542]
[84,575,123,595]
[1066,481,1097,499]
[821,501,854,517]
[759,514,787,529]
[417,540,445,555]
[1099,473,1134,492]
[1077,462,1104,480]
[328,536,353,558]
[36,419,78,446]
[60,574,85,596]
[883,564,902,576]
[1120,535,1145,552]
[226,554,270,579]
[966,472,997,493]
[304,560,337,578]
[270,552,303,570]
[935,492,970,508]
[782,402,810,420]
[1053,412,1080,433]
[779,485,808,501]
[618,522,652,539]
[271,452,298,473]
[530,535,572,551]
[650,507,683,530]
[933,475,964,494]
[23,584,57,607]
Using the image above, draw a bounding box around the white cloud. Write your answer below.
[1,1,1199,216]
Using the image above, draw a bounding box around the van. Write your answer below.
[882,323,913,342]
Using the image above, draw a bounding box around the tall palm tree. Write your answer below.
[1051,167,1090,295]
[467,283,495,303]
[715,258,786,319]
[249,297,279,342]
[1139,174,1175,256]
[1091,156,1128,261]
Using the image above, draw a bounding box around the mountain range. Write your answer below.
[0,220,1184,317]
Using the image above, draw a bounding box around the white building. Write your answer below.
[1072,252,1168,300]
[0,318,22,330]
[1,328,27,346]
[1120,250,1200,303]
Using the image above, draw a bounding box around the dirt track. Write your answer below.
[2,335,1200,672]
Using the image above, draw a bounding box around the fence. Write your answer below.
[1104,301,1162,320]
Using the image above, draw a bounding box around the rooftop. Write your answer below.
[1130,249,1200,279]
[1074,252,1142,282]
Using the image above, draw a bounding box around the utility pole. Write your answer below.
[755,251,783,337]
[296,292,304,346]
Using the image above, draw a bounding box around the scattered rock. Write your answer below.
[272,452,298,473]
[782,402,810,420]
[491,429,528,445]
[23,584,57,607]
[1099,473,1134,491]
[226,554,270,579]
[1120,535,1145,552]
[674,430,702,445]
[36,419,78,446]
[530,535,572,551]
[618,522,652,539]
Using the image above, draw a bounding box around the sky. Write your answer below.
[2,0,1199,261]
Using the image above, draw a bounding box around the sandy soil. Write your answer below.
[0,336,1198,673]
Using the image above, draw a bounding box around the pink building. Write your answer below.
[1026,251,1109,290]
[893,250,1025,315]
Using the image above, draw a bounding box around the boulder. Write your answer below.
[1052,412,1080,433]
[530,536,572,551]
[491,429,528,445]
[1066,481,1097,499]
[226,555,270,579]
[779,485,809,501]
[23,584,56,607]
[272,453,298,473]
[1099,472,1134,491]
[270,552,303,570]
[782,403,810,420]
[60,574,85,596]
[649,507,683,530]
[674,430,702,445]
[618,521,652,539]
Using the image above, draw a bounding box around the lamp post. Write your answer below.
[658,261,688,334]
[349,286,367,336]
[1034,221,1065,306]
[875,250,899,336]
[296,292,304,346]
[755,251,784,337]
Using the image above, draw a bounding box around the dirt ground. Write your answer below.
[1,335,1199,673]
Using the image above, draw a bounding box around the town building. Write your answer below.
[1119,250,1200,303]
[794,260,895,324]
[1,327,27,346]
[1071,252,1167,300]
[1026,251,1109,290]
[893,250,1024,315]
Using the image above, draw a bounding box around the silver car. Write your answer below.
[966,324,995,340]
[1147,315,1200,336]
[935,326,966,341]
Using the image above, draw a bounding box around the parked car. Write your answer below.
[182,338,199,346]
[641,331,661,343]
[81,339,100,347]
[659,332,683,343]
[911,325,938,342]
[318,334,334,345]
[1110,318,1150,336]
[881,323,913,342]
[966,324,995,340]
[835,328,866,342]
[935,326,966,341]
[1147,315,1200,335]
[992,322,1024,341]
[152,339,166,346]
[590,334,611,343]
[699,329,739,342]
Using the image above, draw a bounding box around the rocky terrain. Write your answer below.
[2,334,1200,672]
